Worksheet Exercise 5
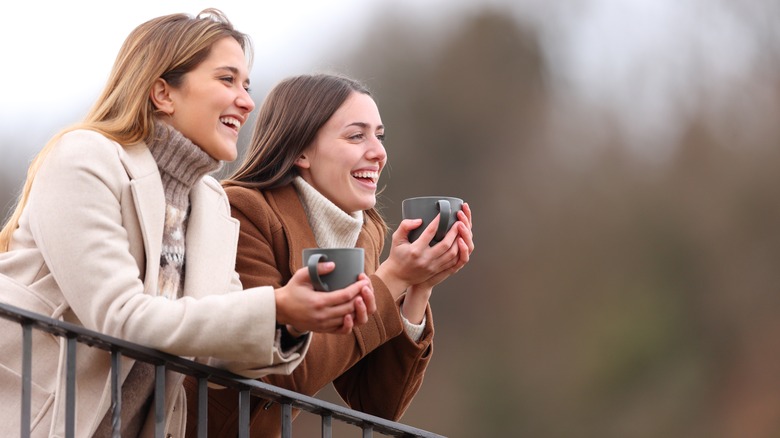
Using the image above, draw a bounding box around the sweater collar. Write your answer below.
[292,176,363,248]
[145,123,221,207]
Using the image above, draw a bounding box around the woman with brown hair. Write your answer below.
[186,73,474,436]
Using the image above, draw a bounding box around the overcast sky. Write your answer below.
[1,0,772,165]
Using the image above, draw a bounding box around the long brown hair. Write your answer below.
[225,73,387,233]
[0,9,252,252]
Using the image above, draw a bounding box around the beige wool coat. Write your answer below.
[0,130,309,437]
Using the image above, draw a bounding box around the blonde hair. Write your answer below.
[0,8,252,251]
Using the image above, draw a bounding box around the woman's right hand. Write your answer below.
[374,213,465,298]
[274,264,375,335]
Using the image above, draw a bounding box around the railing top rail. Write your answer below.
[0,301,444,438]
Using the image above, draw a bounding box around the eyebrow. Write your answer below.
[346,122,384,130]
[216,66,251,86]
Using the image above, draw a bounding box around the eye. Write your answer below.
[220,76,235,84]
[376,133,385,142]
[348,133,365,141]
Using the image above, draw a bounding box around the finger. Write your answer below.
[456,237,470,266]
[360,285,377,315]
[290,262,335,288]
[414,214,443,246]
[353,297,368,325]
[456,222,475,253]
[314,261,337,275]
[325,279,370,303]
[431,223,460,254]
[461,203,473,226]
[395,219,424,244]
[338,314,354,334]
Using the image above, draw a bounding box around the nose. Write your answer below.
[366,136,387,163]
[237,88,255,114]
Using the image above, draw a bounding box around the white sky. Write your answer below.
[0,0,771,167]
[1,1,379,124]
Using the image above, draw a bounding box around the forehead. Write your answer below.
[196,36,250,78]
[327,92,382,127]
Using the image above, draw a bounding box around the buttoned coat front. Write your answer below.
[0,130,309,437]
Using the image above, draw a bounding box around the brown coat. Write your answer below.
[184,183,434,437]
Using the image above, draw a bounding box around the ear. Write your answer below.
[150,78,175,115]
[294,153,311,169]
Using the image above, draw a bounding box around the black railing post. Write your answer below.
[21,323,32,438]
[197,377,208,438]
[238,388,251,438]
[65,337,77,438]
[281,403,292,438]
[111,350,122,437]
[321,413,332,438]
[154,364,166,438]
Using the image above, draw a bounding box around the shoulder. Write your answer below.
[38,130,129,189]
[224,184,270,211]
[222,184,278,232]
[51,129,122,161]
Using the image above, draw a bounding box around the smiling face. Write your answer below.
[154,36,255,161]
[295,91,387,214]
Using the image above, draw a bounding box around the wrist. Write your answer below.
[285,324,310,338]
[401,287,431,324]
[374,264,409,299]
[273,287,290,325]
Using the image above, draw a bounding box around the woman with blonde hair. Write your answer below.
[185,73,474,436]
[0,11,374,437]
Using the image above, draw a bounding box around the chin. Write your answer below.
[215,146,238,162]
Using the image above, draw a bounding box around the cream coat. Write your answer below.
[0,130,309,437]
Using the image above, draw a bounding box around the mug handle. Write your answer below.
[434,200,451,242]
[307,254,330,291]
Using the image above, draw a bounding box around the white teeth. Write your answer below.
[220,117,241,130]
[352,171,379,180]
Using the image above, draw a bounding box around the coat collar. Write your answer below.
[266,184,381,274]
[118,141,238,297]
[121,142,165,289]
[267,184,319,275]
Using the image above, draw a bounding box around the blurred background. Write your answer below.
[3,0,780,436]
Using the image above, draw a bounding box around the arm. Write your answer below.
[28,132,286,368]
[331,204,474,418]
[331,295,434,420]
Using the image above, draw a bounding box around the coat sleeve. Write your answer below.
[26,131,301,373]
[328,228,434,420]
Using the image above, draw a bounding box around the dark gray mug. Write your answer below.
[302,248,365,292]
[402,196,464,245]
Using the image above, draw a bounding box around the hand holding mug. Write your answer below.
[402,196,464,245]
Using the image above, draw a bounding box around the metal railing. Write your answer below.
[0,302,444,438]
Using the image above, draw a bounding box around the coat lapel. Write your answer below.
[120,142,165,292]
[268,185,319,274]
[184,177,239,298]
